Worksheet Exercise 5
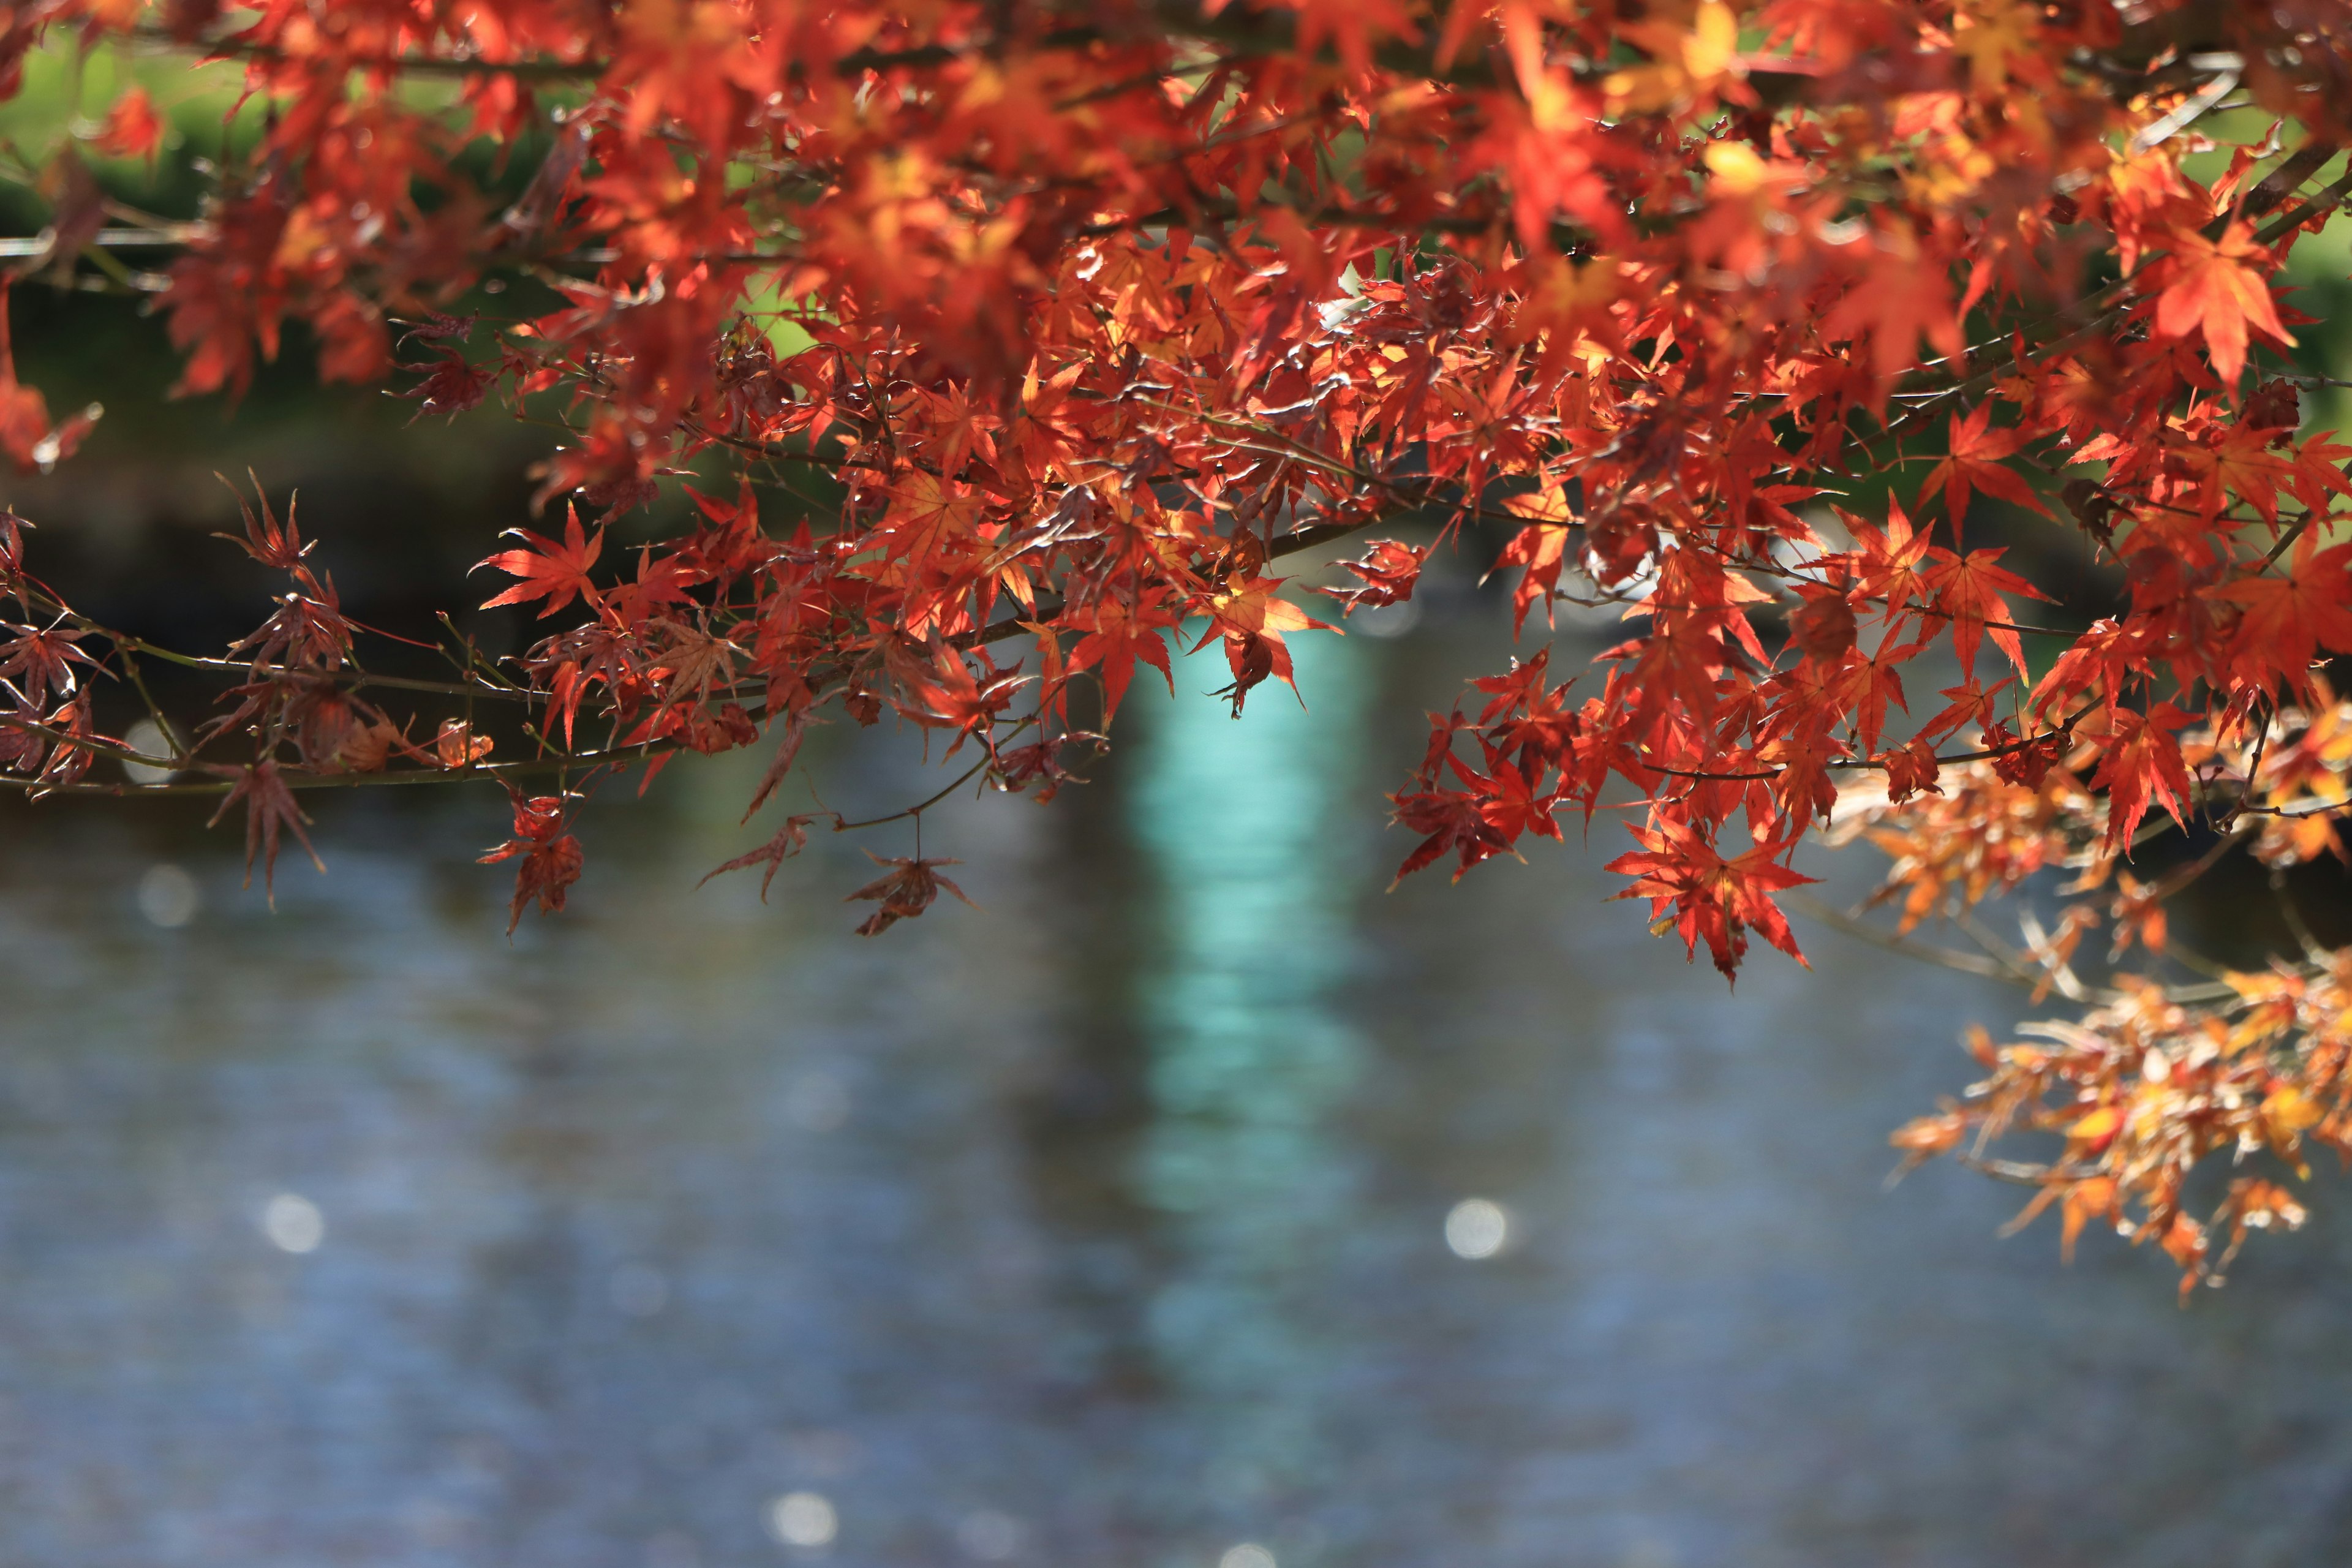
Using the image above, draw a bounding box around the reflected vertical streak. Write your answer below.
[1127,632,1374,1501]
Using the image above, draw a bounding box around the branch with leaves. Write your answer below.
[6,0,2352,1291]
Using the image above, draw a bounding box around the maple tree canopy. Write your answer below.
[3,0,2352,1292]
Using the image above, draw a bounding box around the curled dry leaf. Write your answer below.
[843,851,977,937]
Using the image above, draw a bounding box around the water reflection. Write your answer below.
[1129,634,1373,1536]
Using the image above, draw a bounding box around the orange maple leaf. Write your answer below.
[1065,597,1177,725]
[1922,404,2051,535]
[2154,222,2294,387]
[1820,231,1964,394]
[1923,546,2049,680]
[1606,819,1815,979]
[2212,533,2352,696]
[1193,575,1335,713]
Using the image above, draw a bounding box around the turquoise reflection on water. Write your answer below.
[1127,631,1373,1515]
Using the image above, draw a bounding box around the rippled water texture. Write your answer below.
[6,630,2352,1568]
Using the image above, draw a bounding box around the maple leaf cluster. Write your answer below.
[3,0,2352,1287]
[1834,690,2352,1292]
[1890,976,2340,1303]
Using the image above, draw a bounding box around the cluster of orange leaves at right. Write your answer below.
[1860,693,2352,1295]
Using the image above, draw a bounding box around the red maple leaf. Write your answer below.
[1847,498,1936,622]
[476,503,605,618]
[1064,600,1176,725]
[208,760,323,905]
[400,352,493,421]
[699,812,825,901]
[1321,539,1429,612]
[1923,546,2048,680]
[2086,704,2193,851]
[478,789,586,933]
[1819,232,1964,395]
[895,647,1031,755]
[0,618,96,705]
[1389,785,1515,884]
[1607,819,1815,979]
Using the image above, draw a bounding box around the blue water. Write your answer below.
[4,620,2352,1568]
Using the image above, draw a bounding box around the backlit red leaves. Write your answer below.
[895,647,1031,755]
[401,352,494,421]
[13,0,2352,1299]
[477,505,604,619]
[1607,821,1814,979]
[0,284,94,473]
[1923,405,2051,533]
[219,476,311,573]
[1322,540,1428,612]
[2086,704,2193,851]
[1819,230,1964,396]
[1495,488,1583,635]
[1848,499,1935,613]
[1197,576,1332,715]
[0,619,94,704]
[434,718,495,768]
[1390,652,1583,883]
[1390,785,1516,883]
[1922,546,2045,681]
[1787,587,1858,663]
[2211,532,2352,696]
[0,510,29,576]
[478,790,584,934]
[2153,223,2294,387]
[1065,598,1175,726]
[700,811,823,901]
[6,4,2352,1036]
[1882,970,2352,1295]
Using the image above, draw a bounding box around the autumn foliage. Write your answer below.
[4,0,2352,1291]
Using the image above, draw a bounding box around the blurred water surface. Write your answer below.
[6,626,2352,1568]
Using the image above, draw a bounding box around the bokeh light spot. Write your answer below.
[1444,1197,1509,1259]
[262,1193,325,1254]
[121,719,181,786]
[767,1491,837,1549]
[137,863,200,928]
